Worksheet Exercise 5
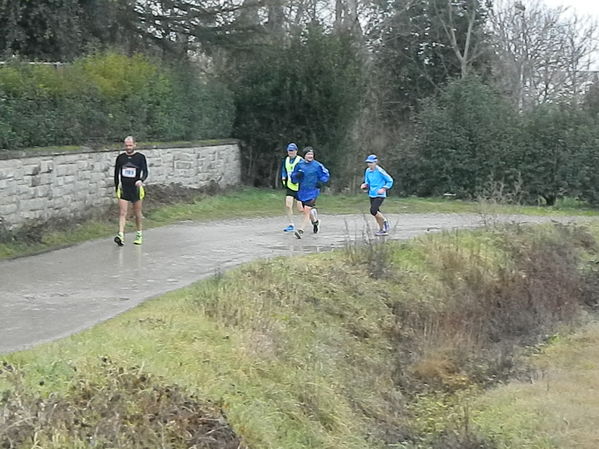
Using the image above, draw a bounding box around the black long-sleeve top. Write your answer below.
[114,152,148,190]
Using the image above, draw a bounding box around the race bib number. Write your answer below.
[122,167,136,178]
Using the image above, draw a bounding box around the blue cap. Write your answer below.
[287,143,298,151]
[364,154,378,163]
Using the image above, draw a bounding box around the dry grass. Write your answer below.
[0,359,243,449]
[474,322,599,449]
[388,224,596,398]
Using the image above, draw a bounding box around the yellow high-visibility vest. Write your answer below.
[285,156,302,191]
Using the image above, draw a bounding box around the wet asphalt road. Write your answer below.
[0,213,589,354]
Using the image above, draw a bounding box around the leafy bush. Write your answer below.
[522,104,599,206]
[170,69,235,141]
[229,25,365,186]
[0,53,234,149]
[402,76,522,198]
[397,76,599,205]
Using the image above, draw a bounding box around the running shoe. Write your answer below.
[133,231,143,245]
[383,220,390,233]
[114,232,124,246]
[294,229,304,239]
[283,224,295,232]
[312,220,320,234]
[375,230,388,237]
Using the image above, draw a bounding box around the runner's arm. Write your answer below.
[290,163,303,184]
[114,156,121,191]
[318,164,330,184]
[281,159,288,186]
[361,169,369,190]
[380,167,393,190]
[140,154,148,182]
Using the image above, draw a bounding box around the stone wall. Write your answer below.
[0,141,241,230]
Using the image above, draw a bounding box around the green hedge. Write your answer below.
[0,53,234,149]
[399,76,599,205]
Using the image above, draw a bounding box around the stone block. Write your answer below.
[40,160,54,173]
[24,163,41,176]
[56,164,77,177]
[0,182,16,198]
[35,185,52,198]
[17,184,33,196]
[175,161,192,170]
[77,160,89,170]
[21,198,46,211]
[0,166,17,179]
[0,203,17,216]
[174,152,194,162]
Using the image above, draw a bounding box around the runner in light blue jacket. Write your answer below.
[360,154,393,236]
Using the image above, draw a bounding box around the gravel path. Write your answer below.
[0,212,589,354]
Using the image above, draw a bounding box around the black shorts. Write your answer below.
[370,197,385,215]
[118,184,145,203]
[301,198,316,208]
[285,188,299,199]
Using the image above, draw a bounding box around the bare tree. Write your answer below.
[490,0,598,109]
[435,0,490,78]
[334,0,362,34]
[563,13,598,99]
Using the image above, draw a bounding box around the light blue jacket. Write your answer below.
[364,166,393,198]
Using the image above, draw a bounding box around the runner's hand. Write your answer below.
[135,180,143,187]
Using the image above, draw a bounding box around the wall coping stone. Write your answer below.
[0,139,241,161]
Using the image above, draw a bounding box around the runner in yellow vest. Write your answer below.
[281,143,303,232]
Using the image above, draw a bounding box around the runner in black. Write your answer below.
[114,136,148,246]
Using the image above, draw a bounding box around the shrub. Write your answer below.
[403,76,522,198]
[229,25,365,186]
[0,53,234,149]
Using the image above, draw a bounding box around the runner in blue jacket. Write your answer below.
[361,154,393,236]
[290,147,330,239]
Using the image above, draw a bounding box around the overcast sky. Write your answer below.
[542,0,599,21]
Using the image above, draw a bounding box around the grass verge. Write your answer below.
[2,222,598,448]
[472,323,599,449]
